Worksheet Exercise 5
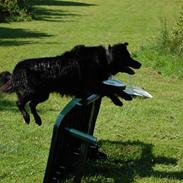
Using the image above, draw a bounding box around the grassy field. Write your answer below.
[0,0,183,182]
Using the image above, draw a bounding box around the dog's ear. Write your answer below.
[124,42,128,47]
[108,44,112,50]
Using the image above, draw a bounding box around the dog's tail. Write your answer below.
[0,72,14,93]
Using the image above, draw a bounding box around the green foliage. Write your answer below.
[137,7,183,79]
[0,0,31,22]
[170,6,183,55]
[137,48,183,79]
[157,7,183,56]
[0,2,10,21]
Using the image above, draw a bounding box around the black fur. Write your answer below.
[0,43,141,125]
[0,71,11,86]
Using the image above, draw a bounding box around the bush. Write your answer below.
[157,6,183,56]
[170,6,183,55]
[136,7,183,78]
[0,1,10,21]
[0,0,31,22]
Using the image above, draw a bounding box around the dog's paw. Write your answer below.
[109,94,123,106]
[23,114,30,124]
[35,117,42,126]
[118,91,132,101]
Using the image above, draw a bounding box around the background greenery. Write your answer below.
[0,0,31,22]
[0,0,183,182]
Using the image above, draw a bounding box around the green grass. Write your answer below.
[0,0,183,182]
[136,47,183,79]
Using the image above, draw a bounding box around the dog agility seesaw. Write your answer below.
[43,78,128,183]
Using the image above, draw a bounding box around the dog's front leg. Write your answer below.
[97,80,132,106]
[108,94,123,106]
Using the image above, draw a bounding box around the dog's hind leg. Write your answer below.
[29,93,49,126]
[16,95,30,124]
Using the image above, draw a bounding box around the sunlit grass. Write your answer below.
[0,0,183,182]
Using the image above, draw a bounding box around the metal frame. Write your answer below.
[43,95,102,183]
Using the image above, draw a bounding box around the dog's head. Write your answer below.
[108,43,141,75]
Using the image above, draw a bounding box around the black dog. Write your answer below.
[0,43,141,125]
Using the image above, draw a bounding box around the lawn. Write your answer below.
[0,0,183,182]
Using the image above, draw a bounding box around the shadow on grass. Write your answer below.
[0,40,34,47]
[0,1,96,46]
[0,27,52,39]
[33,8,80,22]
[86,140,183,182]
[0,95,17,112]
[0,27,52,46]
[31,0,96,22]
[30,0,95,7]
